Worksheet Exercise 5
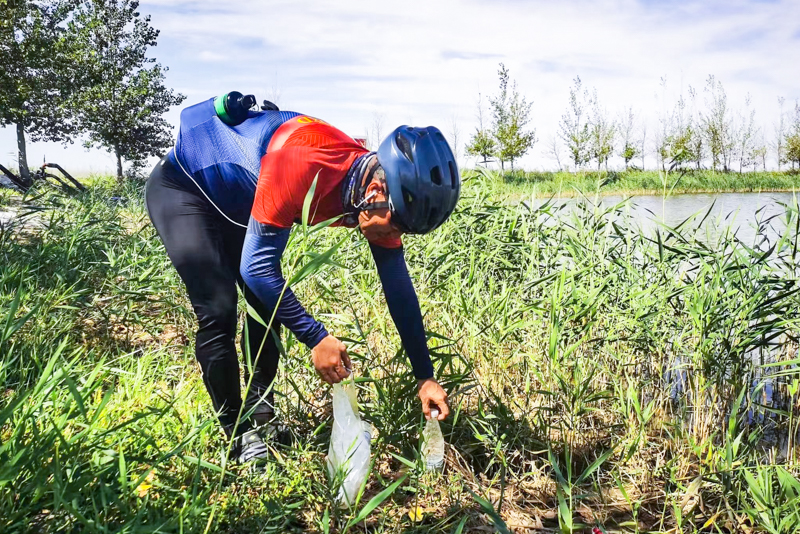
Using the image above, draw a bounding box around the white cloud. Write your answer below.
[197,50,226,62]
[2,0,798,173]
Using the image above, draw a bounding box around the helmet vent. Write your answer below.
[430,165,442,186]
[396,134,414,162]
[448,161,457,189]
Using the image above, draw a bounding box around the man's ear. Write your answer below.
[364,178,386,198]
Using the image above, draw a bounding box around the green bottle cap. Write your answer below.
[214,93,233,125]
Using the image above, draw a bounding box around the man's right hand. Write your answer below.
[311,335,351,384]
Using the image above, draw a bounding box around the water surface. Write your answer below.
[534,191,799,244]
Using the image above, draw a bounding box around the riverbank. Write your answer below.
[473,168,800,198]
[1,178,799,533]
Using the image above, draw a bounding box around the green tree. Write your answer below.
[775,96,787,170]
[559,76,591,170]
[0,0,81,181]
[589,89,615,170]
[489,63,535,172]
[785,101,800,170]
[71,0,184,181]
[465,92,496,166]
[700,75,734,172]
[734,94,758,174]
[749,136,767,172]
[618,107,640,169]
[656,83,701,171]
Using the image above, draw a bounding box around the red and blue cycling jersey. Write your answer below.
[172,101,432,379]
[251,115,401,249]
[172,98,302,226]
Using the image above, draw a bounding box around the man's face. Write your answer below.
[358,184,404,242]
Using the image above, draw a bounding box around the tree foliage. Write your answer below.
[655,84,702,171]
[618,107,640,169]
[465,92,496,166]
[735,95,759,174]
[775,97,787,171]
[70,0,184,181]
[489,64,536,171]
[465,128,496,167]
[700,75,734,172]
[0,0,81,179]
[785,100,800,170]
[589,89,615,170]
[559,76,592,169]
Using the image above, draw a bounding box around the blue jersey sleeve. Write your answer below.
[369,244,434,380]
[241,224,329,348]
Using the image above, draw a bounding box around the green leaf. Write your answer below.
[453,515,468,534]
[246,301,268,328]
[575,447,615,485]
[288,237,346,286]
[302,171,320,234]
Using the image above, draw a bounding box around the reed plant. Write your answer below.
[1,172,798,532]
[494,169,800,199]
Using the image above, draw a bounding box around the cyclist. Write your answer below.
[145,95,460,463]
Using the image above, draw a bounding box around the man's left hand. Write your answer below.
[418,378,449,421]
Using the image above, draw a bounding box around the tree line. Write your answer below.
[1,0,183,182]
[466,66,800,173]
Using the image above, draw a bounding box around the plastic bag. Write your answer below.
[327,382,371,505]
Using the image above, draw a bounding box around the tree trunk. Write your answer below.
[115,149,123,183]
[16,123,30,182]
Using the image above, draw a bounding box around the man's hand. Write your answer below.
[312,335,351,384]
[418,378,449,421]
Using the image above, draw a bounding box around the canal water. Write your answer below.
[539,191,800,245]
[598,191,799,244]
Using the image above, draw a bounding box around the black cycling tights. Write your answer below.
[145,156,280,437]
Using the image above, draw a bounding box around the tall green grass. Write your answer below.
[1,174,799,532]
[490,168,800,198]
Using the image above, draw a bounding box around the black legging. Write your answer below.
[145,156,280,436]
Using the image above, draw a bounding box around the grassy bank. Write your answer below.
[484,168,800,198]
[1,175,800,533]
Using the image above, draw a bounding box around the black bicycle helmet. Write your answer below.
[376,125,461,234]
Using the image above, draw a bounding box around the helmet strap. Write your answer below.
[353,190,378,210]
[356,160,391,211]
[342,153,392,224]
[342,152,375,225]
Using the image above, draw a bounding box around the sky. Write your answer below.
[2,0,799,174]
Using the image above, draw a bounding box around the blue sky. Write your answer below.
[2,0,799,173]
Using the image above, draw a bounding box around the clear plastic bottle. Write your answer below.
[422,409,445,470]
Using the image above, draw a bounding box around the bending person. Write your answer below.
[145,95,460,463]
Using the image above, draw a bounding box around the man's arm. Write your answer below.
[241,224,352,384]
[368,243,434,380]
[240,223,329,347]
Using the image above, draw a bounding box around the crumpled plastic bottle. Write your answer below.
[422,408,445,470]
[327,382,371,505]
